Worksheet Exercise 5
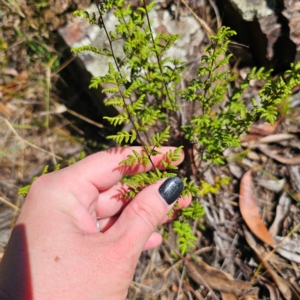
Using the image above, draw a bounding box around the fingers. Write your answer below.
[68,147,184,191]
[96,182,191,219]
[143,232,162,250]
[97,194,191,228]
[107,177,184,257]
[96,182,131,218]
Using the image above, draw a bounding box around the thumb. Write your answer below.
[109,177,184,254]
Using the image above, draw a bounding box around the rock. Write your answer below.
[58,2,204,78]
[217,0,297,72]
[57,1,205,140]
[282,0,300,62]
[228,0,276,21]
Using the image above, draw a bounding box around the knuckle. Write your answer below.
[129,199,161,231]
[29,173,51,193]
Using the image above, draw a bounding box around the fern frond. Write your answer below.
[102,87,119,94]
[73,10,96,24]
[173,220,197,255]
[181,199,205,219]
[105,97,124,107]
[106,129,136,144]
[103,112,129,126]
[151,126,170,147]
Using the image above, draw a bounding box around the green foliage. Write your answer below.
[72,0,300,255]
[73,10,96,24]
[106,129,137,144]
[182,179,201,198]
[181,33,300,164]
[198,176,230,196]
[181,199,205,220]
[173,220,197,255]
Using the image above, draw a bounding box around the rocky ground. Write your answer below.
[1,0,300,299]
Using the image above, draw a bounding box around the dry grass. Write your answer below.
[0,0,86,253]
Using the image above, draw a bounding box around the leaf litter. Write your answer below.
[1,1,300,299]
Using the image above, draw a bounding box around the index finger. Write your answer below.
[70,147,184,191]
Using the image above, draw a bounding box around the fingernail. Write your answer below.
[159,177,184,205]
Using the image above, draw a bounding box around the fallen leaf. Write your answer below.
[4,68,19,77]
[258,145,300,165]
[233,257,253,281]
[220,271,238,300]
[257,134,296,144]
[274,236,300,263]
[185,256,252,296]
[292,192,300,202]
[0,102,10,115]
[269,192,291,236]
[247,151,261,161]
[256,178,286,193]
[288,165,300,192]
[257,276,281,300]
[239,169,275,247]
[249,119,283,136]
[228,163,243,179]
[241,134,263,143]
[241,133,296,148]
[241,133,297,149]
[17,70,29,81]
[244,228,300,300]
[221,292,237,300]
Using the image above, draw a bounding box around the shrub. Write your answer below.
[58,0,300,254]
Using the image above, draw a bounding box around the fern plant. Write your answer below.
[71,0,300,255]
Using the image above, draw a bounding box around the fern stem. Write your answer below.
[142,0,176,112]
[95,0,120,73]
[95,0,157,172]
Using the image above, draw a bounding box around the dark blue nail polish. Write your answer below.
[159,177,184,205]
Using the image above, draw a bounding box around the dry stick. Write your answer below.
[1,117,62,160]
[187,285,205,300]
[176,264,186,299]
[180,0,215,36]
[1,0,25,17]
[181,0,248,55]
[51,56,76,76]
[133,247,159,300]
[11,117,26,226]
[129,282,157,300]
[66,108,104,128]
[0,37,26,53]
[39,104,105,129]
[0,196,20,212]
[208,0,221,30]
[255,221,300,278]
[49,54,97,132]
[194,246,214,256]
[163,239,219,300]
[221,233,238,270]
[184,259,220,300]
[163,258,184,282]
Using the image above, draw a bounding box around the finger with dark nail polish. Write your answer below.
[159,177,184,205]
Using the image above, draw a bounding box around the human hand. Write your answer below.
[0,147,190,299]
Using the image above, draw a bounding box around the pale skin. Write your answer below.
[0,147,191,299]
